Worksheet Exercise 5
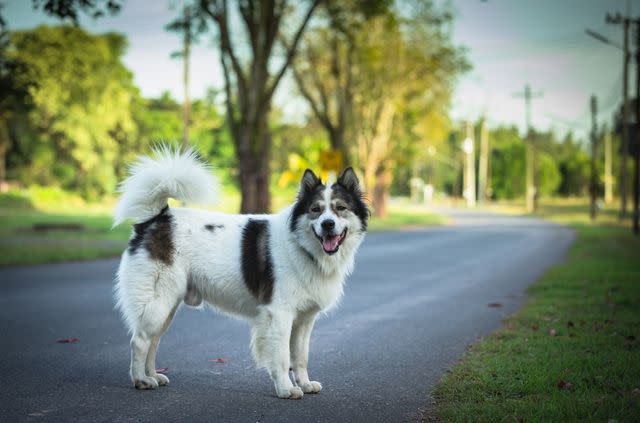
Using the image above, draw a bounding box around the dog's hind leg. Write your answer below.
[290,311,322,394]
[251,308,303,399]
[144,300,180,386]
[130,294,181,390]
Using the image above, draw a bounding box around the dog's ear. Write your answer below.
[337,167,361,193]
[300,169,321,193]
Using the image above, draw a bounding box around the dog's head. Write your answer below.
[290,168,369,257]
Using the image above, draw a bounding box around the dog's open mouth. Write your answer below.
[316,228,347,255]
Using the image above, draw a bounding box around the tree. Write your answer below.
[0,31,30,183]
[4,25,140,198]
[0,0,123,29]
[198,0,321,213]
[291,1,392,166]
[348,3,468,217]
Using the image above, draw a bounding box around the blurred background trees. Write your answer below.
[0,0,617,215]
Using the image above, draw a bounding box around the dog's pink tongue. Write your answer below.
[323,236,340,252]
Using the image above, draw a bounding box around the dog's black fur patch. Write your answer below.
[290,170,324,232]
[128,206,174,265]
[241,219,274,304]
[333,168,370,231]
[204,224,224,232]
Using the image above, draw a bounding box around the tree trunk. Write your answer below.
[372,166,391,218]
[237,118,271,214]
[329,127,350,168]
[0,121,8,183]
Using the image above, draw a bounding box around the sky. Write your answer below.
[4,0,637,141]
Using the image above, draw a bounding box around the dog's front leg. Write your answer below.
[251,308,303,399]
[290,311,322,394]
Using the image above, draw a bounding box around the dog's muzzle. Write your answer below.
[315,228,347,255]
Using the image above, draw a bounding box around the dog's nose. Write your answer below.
[321,220,335,231]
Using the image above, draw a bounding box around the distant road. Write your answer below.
[0,208,574,422]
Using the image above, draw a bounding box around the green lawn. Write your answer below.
[0,193,443,267]
[430,203,640,422]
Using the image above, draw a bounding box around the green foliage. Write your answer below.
[537,151,561,196]
[1,26,232,199]
[489,126,525,199]
[429,124,588,201]
[4,25,142,199]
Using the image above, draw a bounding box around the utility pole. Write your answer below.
[605,7,631,218]
[605,131,613,204]
[634,17,640,235]
[514,84,543,212]
[590,95,598,220]
[478,119,490,204]
[462,121,476,208]
[181,4,192,150]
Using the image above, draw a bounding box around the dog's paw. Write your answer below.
[153,373,170,386]
[133,377,159,390]
[277,386,304,399]
[300,381,322,394]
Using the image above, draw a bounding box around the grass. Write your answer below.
[0,190,443,267]
[430,201,640,422]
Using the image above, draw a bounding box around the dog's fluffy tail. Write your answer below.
[113,146,217,226]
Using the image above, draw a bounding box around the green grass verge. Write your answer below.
[431,205,640,422]
[0,195,443,267]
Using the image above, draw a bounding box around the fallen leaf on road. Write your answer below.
[487,302,503,308]
[208,358,226,363]
[557,380,572,390]
[549,329,557,337]
[155,368,168,374]
[56,338,79,344]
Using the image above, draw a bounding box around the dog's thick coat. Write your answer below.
[114,148,368,398]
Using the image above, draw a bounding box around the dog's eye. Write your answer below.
[336,205,347,212]
[310,206,321,213]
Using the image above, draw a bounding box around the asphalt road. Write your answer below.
[0,209,574,423]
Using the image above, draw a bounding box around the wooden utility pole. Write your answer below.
[514,84,543,212]
[605,131,613,204]
[634,17,640,235]
[606,8,631,218]
[463,121,476,208]
[181,4,192,150]
[478,119,490,204]
[590,95,598,220]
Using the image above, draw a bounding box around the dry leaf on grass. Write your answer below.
[557,380,572,390]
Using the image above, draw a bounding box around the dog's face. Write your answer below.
[290,168,369,257]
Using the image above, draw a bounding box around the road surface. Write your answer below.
[0,209,574,422]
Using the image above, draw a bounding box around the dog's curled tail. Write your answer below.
[113,146,217,226]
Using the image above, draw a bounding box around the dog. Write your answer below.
[113,147,369,399]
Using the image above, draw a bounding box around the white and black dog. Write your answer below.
[113,148,369,399]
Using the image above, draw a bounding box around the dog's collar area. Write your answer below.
[315,228,347,255]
